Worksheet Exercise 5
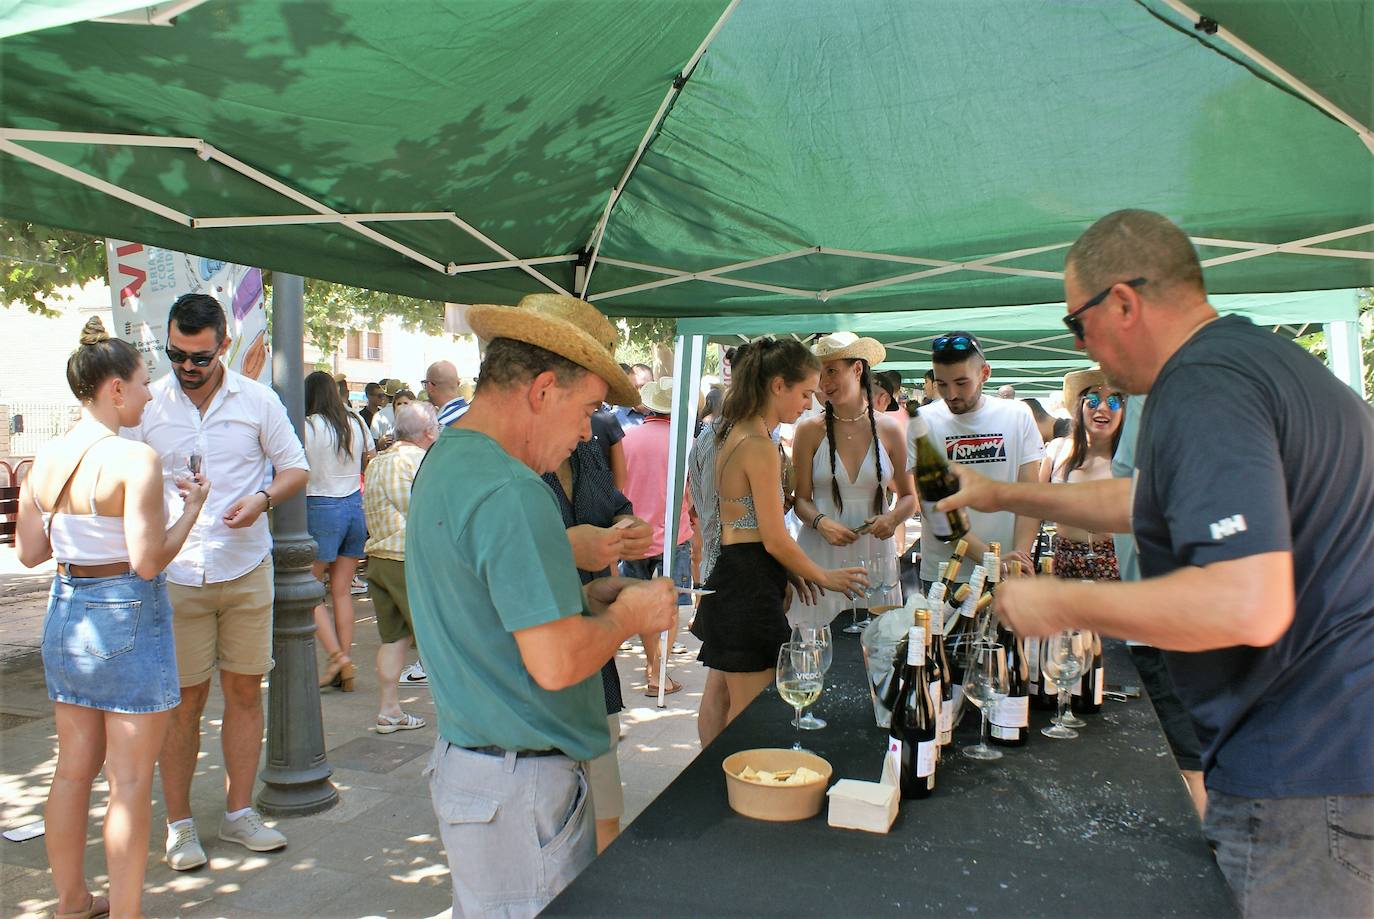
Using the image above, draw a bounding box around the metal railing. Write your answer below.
[6,401,79,457]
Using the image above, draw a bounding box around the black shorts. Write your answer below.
[690,543,788,673]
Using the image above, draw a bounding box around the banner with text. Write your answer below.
[104,240,270,384]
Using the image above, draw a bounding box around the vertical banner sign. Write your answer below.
[105,239,271,384]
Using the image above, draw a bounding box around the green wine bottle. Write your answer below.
[909,409,970,542]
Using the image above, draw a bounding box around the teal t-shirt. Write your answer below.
[1110,395,1144,583]
[405,428,609,761]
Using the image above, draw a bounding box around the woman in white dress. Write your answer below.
[791,334,916,628]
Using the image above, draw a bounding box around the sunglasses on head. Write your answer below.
[931,334,983,357]
[1084,393,1124,412]
[164,345,217,367]
[1062,277,1147,341]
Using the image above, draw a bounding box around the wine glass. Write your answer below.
[790,624,833,730]
[1040,630,1086,739]
[841,537,871,633]
[1058,628,1092,728]
[776,642,824,752]
[1082,533,1099,561]
[962,641,1008,761]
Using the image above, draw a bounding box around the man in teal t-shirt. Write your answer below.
[407,294,676,919]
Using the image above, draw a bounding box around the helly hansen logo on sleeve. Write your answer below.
[1209,514,1248,541]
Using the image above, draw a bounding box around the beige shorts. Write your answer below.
[167,558,274,686]
[586,713,624,822]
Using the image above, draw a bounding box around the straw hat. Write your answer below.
[1063,366,1107,407]
[467,294,638,405]
[812,332,886,366]
[639,377,675,414]
[382,378,405,396]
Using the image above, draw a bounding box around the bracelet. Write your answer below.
[812,513,826,529]
[257,489,272,511]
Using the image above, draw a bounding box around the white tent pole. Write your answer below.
[441,214,571,295]
[1325,320,1368,399]
[1157,0,1374,155]
[1201,225,1374,268]
[578,0,741,296]
[0,136,192,225]
[0,128,202,148]
[658,334,706,707]
[448,254,579,275]
[591,248,817,300]
[1192,234,1374,261]
[192,211,456,228]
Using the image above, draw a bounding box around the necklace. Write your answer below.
[832,404,869,424]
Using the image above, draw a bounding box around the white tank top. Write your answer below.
[37,444,130,565]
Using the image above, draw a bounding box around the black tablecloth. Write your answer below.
[547,635,1237,918]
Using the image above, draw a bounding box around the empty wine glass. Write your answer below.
[776,642,824,752]
[790,624,833,730]
[842,538,871,633]
[1041,629,1086,739]
[962,641,1008,761]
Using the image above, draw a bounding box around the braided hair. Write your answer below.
[821,359,886,516]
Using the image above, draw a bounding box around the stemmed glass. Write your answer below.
[1041,630,1086,739]
[790,624,833,730]
[776,642,824,752]
[1059,628,1092,729]
[842,536,872,633]
[962,641,1009,761]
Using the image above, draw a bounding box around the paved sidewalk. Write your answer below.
[0,549,705,918]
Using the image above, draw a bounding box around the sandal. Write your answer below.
[56,893,109,919]
[644,676,683,697]
[375,712,426,734]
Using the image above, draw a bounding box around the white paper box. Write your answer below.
[826,779,899,834]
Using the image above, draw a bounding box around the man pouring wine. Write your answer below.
[936,209,1374,919]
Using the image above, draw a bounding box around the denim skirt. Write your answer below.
[42,570,180,714]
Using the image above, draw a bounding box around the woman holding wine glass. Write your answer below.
[691,339,868,747]
[1038,367,1124,579]
[791,334,915,634]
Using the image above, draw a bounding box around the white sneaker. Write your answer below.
[398,662,427,685]
[218,810,287,852]
[165,821,208,871]
[350,575,368,595]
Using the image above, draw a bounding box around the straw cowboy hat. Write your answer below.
[1063,366,1108,407]
[466,293,638,406]
[812,331,886,367]
[639,377,676,415]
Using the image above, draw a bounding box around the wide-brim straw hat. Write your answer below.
[640,377,675,414]
[467,294,638,406]
[812,331,886,367]
[1063,366,1107,407]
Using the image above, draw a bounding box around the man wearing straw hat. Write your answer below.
[406,294,677,918]
[939,209,1374,917]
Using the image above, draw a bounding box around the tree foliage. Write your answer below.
[1296,288,1373,402]
[1,220,446,357]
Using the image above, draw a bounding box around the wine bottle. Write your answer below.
[938,558,961,598]
[920,605,954,749]
[888,624,938,799]
[909,409,970,542]
[990,623,1030,747]
[1075,631,1105,715]
[1030,557,1057,710]
[915,609,947,760]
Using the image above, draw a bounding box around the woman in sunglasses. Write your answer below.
[1039,367,1125,580]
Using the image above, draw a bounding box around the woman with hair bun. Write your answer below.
[691,337,869,747]
[15,317,210,919]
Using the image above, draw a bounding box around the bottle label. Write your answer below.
[907,628,926,665]
[990,723,1020,741]
[886,738,901,786]
[916,740,936,778]
[1093,666,1104,705]
[990,694,1029,728]
[1025,637,1041,692]
[983,553,1000,583]
[928,680,941,719]
[1072,677,1082,697]
[920,500,953,538]
[940,699,954,744]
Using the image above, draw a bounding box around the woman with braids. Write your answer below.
[15,318,210,919]
[691,338,868,746]
[791,334,917,627]
[304,370,376,691]
[1038,366,1125,580]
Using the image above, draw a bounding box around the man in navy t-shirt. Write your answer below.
[940,209,1374,918]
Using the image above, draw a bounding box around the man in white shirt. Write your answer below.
[908,332,1043,585]
[369,379,401,447]
[123,294,309,870]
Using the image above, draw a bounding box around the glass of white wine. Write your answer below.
[776,641,824,752]
[789,624,833,730]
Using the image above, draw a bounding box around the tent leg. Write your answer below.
[658,335,706,708]
[1324,320,1367,400]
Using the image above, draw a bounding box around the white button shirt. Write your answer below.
[123,368,309,587]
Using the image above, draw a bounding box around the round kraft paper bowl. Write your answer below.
[721,748,834,822]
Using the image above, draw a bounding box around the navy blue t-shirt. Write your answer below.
[1134,315,1374,797]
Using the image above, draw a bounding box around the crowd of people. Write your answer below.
[11,209,1371,919]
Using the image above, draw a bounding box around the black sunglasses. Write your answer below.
[931,334,983,357]
[165,345,217,367]
[1063,277,1146,341]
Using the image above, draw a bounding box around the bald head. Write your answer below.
[1065,209,1205,304]
[424,360,460,405]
